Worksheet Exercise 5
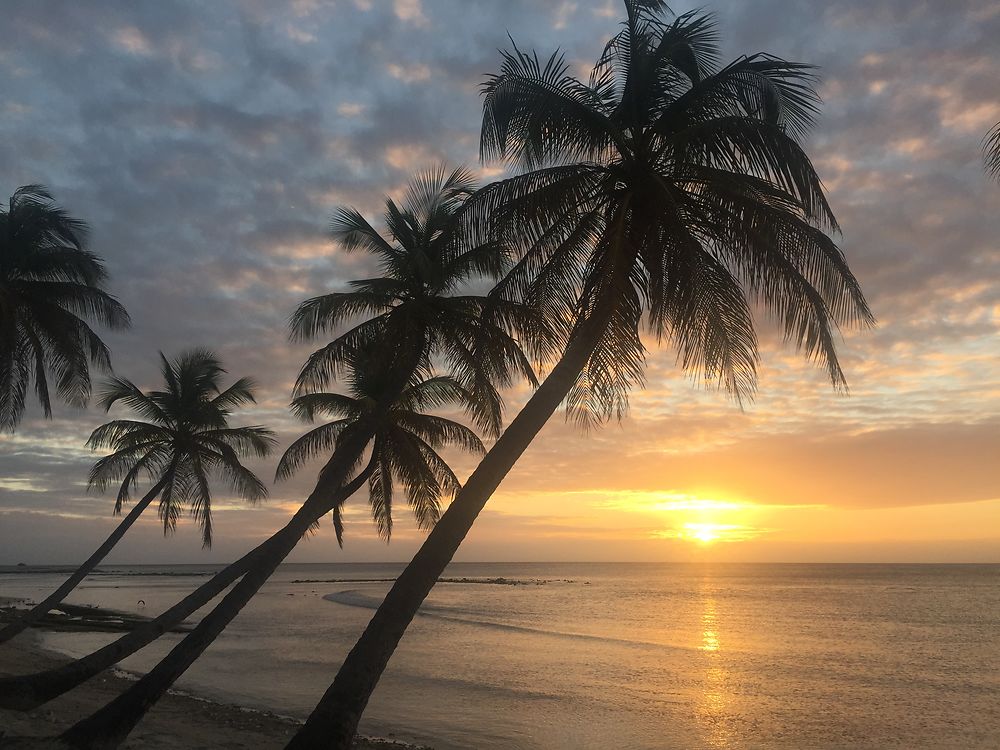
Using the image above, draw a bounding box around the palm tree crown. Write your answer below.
[476,3,873,423]
[277,347,486,544]
[0,185,130,430]
[88,349,276,547]
[289,164,556,438]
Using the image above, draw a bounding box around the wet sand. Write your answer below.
[0,635,426,749]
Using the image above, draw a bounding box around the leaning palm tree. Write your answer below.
[59,351,489,749]
[0,185,130,431]
[280,360,486,545]
[288,5,874,747]
[291,163,547,434]
[984,121,1000,179]
[0,166,546,723]
[56,170,549,748]
[0,349,274,645]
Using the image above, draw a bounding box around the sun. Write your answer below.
[643,493,763,545]
[683,523,727,544]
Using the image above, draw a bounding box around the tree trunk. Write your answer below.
[0,457,378,711]
[0,538,263,710]
[286,317,607,750]
[0,477,169,646]
[58,427,377,750]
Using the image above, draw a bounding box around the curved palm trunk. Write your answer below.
[0,538,266,710]
[0,476,170,646]
[59,429,377,750]
[286,316,607,749]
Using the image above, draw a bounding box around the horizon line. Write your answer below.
[5,560,999,567]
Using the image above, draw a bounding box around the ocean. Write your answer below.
[2,563,998,749]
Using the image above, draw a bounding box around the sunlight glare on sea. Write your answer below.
[5,562,998,749]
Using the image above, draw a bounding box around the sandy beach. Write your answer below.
[0,634,424,749]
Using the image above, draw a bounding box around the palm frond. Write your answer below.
[984,121,1000,180]
[475,9,870,417]
[199,426,277,458]
[275,419,353,481]
[367,442,394,542]
[86,351,270,545]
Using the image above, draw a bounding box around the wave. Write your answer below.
[324,589,684,652]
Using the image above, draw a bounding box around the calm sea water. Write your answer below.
[2,563,998,749]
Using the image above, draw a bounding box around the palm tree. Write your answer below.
[59,352,489,749]
[984,121,1000,179]
[0,349,274,645]
[290,163,548,434]
[0,166,544,722]
[288,5,874,747]
[0,185,130,430]
[279,357,486,545]
[56,170,547,748]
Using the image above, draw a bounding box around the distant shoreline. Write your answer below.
[4,560,999,570]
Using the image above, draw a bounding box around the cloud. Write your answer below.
[394,0,428,27]
[0,0,998,563]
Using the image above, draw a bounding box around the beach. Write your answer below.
[3,563,999,749]
[0,638,423,749]
[0,636,288,748]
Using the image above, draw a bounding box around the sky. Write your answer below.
[1,0,998,565]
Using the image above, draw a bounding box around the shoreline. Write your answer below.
[0,633,428,749]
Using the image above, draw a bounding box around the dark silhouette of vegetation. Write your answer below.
[279,358,488,545]
[0,542,260,709]
[288,3,873,747]
[56,169,546,749]
[984,121,1000,179]
[289,164,550,434]
[0,185,129,431]
[58,356,494,749]
[0,350,274,645]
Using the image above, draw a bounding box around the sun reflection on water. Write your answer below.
[701,599,720,652]
[698,592,735,748]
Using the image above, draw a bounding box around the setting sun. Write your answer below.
[684,523,725,544]
[640,494,768,544]
[1,1,998,748]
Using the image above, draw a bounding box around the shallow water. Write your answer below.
[2,563,998,749]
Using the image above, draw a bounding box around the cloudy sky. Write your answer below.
[2,0,998,565]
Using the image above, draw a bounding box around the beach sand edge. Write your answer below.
[0,634,428,749]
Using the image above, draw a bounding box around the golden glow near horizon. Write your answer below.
[614,493,792,545]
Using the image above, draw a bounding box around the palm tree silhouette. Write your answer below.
[0,349,274,644]
[984,121,1000,179]
[58,170,545,749]
[279,357,487,545]
[0,165,544,723]
[0,185,129,431]
[289,5,874,747]
[59,353,493,749]
[290,163,548,435]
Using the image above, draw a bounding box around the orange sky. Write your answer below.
[1,0,998,564]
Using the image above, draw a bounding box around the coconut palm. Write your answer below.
[56,170,548,748]
[0,185,130,431]
[984,121,1000,179]
[0,349,274,645]
[0,166,546,726]
[59,351,488,749]
[291,163,548,434]
[279,358,486,545]
[288,5,874,747]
